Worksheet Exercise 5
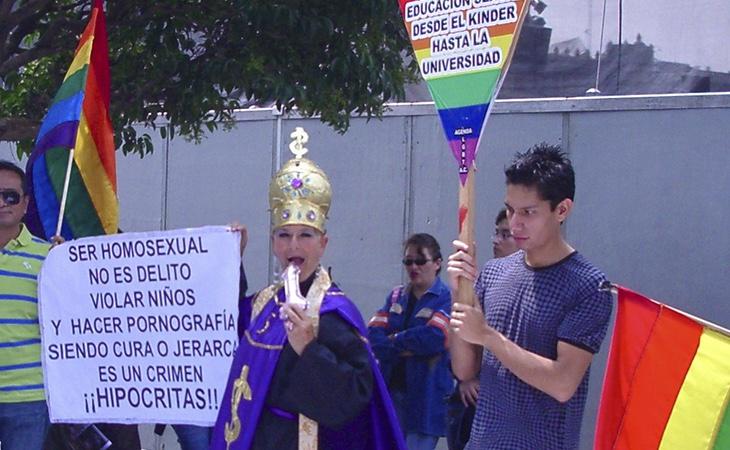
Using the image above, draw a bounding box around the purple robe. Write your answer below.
[211,284,406,450]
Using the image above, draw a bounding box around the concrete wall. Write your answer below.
[3,92,729,449]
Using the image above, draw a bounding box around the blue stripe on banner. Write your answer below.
[0,339,41,348]
[30,237,49,244]
[0,249,46,261]
[0,294,38,303]
[32,154,61,240]
[32,153,74,240]
[0,269,37,280]
[34,91,85,145]
[0,319,39,325]
[0,361,42,372]
[437,103,489,140]
[0,383,44,392]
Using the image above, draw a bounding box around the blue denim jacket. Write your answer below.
[367,277,453,436]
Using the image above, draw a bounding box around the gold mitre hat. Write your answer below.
[269,127,331,233]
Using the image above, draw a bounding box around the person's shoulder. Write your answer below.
[562,252,607,284]
[3,225,49,263]
[382,284,405,303]
[481,250,523,275]
[328,281,350,297]
[475,252,523,296]
[388,284,405,295]
[559,252,612,305]
[324,283,360,313]
[18,224,51,252]
[321,288,369,335]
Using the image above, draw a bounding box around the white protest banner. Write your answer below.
[38,226,241,425]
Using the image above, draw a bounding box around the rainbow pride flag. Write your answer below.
[25,0,117,240]
[396,0,529,184]
[595,286,730,450]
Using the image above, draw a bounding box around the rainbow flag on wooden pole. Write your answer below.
[396,0,529,304]
[25,0,117,240]
[595,285,730,450]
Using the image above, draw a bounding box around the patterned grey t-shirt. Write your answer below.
[465,250,612,450]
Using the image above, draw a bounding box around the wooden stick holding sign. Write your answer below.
[395,0,531,305]
[458,166,477,305]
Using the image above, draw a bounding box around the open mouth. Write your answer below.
[288,257,305,266]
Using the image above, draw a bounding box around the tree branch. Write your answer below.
[0,0,84,62]
[0,46,57,77]
[54,0,88,14]
[0,0,55,68]
[0,1,18,56]
[0,0,14,17]
[5,0,53,30]
[4,10,47,58]
[34,17,83,50]
[0,117,40,142]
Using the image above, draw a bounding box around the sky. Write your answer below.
[541,0,730,73]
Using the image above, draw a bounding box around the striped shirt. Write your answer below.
[0,224,49,403]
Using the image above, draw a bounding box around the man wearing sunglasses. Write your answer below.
[0,160,53,450]
[368,233,452,450]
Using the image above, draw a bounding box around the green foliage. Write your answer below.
[0,0,418,156]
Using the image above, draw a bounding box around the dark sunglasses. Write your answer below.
[402,258,432,266]
[0,189,22,206]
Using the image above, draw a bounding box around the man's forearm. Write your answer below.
[450,333,481,381]
[482,331,592,403]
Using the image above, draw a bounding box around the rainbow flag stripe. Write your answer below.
[397,0,529,184]
[595,286,730,450]
[26,0,117,240]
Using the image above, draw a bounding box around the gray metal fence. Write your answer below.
[3,92,729,448]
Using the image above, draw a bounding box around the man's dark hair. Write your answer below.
[504,143,575,209]
[404,233,442,274]
[495,208,507,225]
[0,160,27,194]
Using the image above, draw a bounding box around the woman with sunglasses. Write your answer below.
[210,130,405,450]
[367,233,453,450]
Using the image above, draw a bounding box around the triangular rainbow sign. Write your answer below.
[397,0,529,184]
